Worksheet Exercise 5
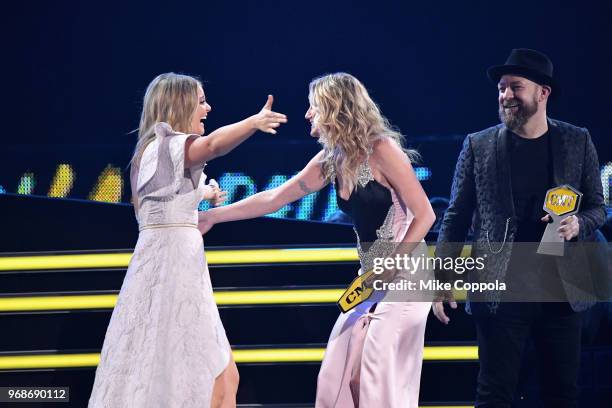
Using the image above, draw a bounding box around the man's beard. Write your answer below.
[498,96,538,131]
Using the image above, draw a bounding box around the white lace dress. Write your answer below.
[88,122,230,408]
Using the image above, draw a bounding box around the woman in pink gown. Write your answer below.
[199,72,435,407]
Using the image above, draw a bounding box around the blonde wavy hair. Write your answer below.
[309,72,418,192]
[130,72,201,169]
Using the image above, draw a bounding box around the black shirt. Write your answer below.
[508,130,553,242]
[505,130,562,300]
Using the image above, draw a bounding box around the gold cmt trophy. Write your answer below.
[537,185,582,256]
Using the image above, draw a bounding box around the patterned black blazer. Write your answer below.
[435,118,606,312]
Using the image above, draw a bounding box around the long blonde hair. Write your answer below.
[309,72,418,192]
[130,72,201,168]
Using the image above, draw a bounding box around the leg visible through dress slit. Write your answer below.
[341,305,376,407]
[316,301,377,408]
[316,300,430,408]
[349,305,377,407]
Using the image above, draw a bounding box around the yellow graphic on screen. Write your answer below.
[48,164,75,198]
[544,185,581,216]
[88,165,123,203]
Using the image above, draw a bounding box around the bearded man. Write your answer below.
[433,49,606,407]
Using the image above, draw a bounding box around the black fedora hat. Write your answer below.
[487,48,556,91]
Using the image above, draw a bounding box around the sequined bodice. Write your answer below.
[336,169,393,245]
[334,156,408,273]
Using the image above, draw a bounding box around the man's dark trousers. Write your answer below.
[472,302,582,407]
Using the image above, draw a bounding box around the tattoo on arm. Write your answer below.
[298,180,312,194]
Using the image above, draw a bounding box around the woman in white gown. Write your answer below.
[88,72,287,408]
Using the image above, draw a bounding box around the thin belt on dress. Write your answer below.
[139,223,198,232]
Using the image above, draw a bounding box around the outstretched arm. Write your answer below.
[185,95,287,167]
[198,151,328,232]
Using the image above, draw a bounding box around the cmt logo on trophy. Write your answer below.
[538,185,582,256]
[545,187,581,215]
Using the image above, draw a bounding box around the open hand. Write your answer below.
[253,95,288,134]
[432,291,457,325]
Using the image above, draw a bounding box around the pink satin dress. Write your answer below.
[315,153,432,408]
